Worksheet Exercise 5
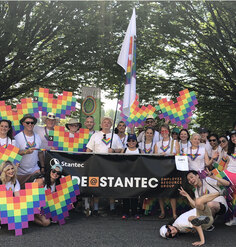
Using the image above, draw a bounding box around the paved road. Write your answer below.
[1,211,236,247]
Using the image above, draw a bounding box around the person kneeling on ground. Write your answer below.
[160,189,226,246]
[34,163,64,226]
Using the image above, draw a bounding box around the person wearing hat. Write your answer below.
[199,127,211,157]
[34,112,60,150]
[171,127,180,141]
[137,115,160,143]
[65,118,82,137]
[86,116,123,216]
[160,188,224,246]
[121,134,141,219]
[224,130,236,226]
[15,114,44,188]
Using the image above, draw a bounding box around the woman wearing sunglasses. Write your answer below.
[208,134,221,163]
[156,124,180,220]
[218,136,229,165]
[34,163,63,226]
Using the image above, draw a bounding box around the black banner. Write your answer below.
[45,151,187,198]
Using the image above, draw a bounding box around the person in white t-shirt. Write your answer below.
[34,112,60,150]
[86,116,123,216]
[160,188,224,246]
[115,121,128,149]
[0,161,20,197]
[15,114,44,188]
[137,115,160,143]
[186,169,229,220]
[179,128,191,154]
[0,120,16,147]
[208,134,221,163]
[199,127,211,157]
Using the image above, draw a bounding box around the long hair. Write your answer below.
[44,167,62,190]
[179,129,190,141]
[0,161,17,185]
[0,120,13,140]
[228,134,236,155]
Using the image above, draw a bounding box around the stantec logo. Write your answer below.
[72,176,158,188]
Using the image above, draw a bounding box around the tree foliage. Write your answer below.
[0,1,235,133]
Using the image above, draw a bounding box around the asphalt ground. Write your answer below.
[1,209,236,247]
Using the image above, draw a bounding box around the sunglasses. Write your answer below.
[219,140,227,144]
[165,226,173,238]
[161,130,169,134]
[209,139,217,142]
[24,121,35,125]
[146,121,154,124]
[51,169,62,176]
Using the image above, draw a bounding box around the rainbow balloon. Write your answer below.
[34,88,76,119]
[156,89,198,128]
[119,95,157,128]
[0,183,46,236]
[41,176,80,225]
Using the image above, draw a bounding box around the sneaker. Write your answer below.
[122,215,128,220]
[225,218,236,226]
[92,210,99,217]
[191,216,210,226]
[135,215,140,220]
[219,188,227,197]
[205,225,215,231]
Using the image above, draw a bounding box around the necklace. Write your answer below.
[190,146,199,161]
[231,153,236,160]
[160,139,170,153]
[144,140,153,154]
[102,133,111,145]
[180,141,188,153]
[23,132,36,149]
[0,137,8,148]
[44,127,49,141]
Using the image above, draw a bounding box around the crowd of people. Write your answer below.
[0,113,236,245]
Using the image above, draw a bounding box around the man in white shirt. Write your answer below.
[15,114,44,188]
[86,116,123,216]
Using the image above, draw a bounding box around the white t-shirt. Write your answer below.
[44,183,56,193]
[34,125,51,150]
[139,141,156,154]
[173,208,196,233]
[200,141,211,157]
[194,177,228,210]
[184,146,206,171]
[156,139,177,155]
[15,131,42,175]
[124,147,140,154]
[119,135,128,149]
[179,141,191,154]
[5,180,20,193]
[0,137,16,147]
[226,148,236,173]
[86,131,123,153]
[137,130,161,143]
[208,146,222,162]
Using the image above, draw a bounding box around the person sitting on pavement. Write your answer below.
[160,188,226,246]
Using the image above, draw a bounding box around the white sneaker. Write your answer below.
[225,218,236,226]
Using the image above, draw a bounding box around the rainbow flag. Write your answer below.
[117,8,136,116]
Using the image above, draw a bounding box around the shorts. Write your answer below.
[196,204,214,230]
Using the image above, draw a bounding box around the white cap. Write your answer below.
[159,225,168,238]
[146,115,154,120]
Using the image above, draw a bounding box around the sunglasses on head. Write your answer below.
[24,121,35,125]
[209,139,217,142]
[51,169,62,176]
[219,139,226,144]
